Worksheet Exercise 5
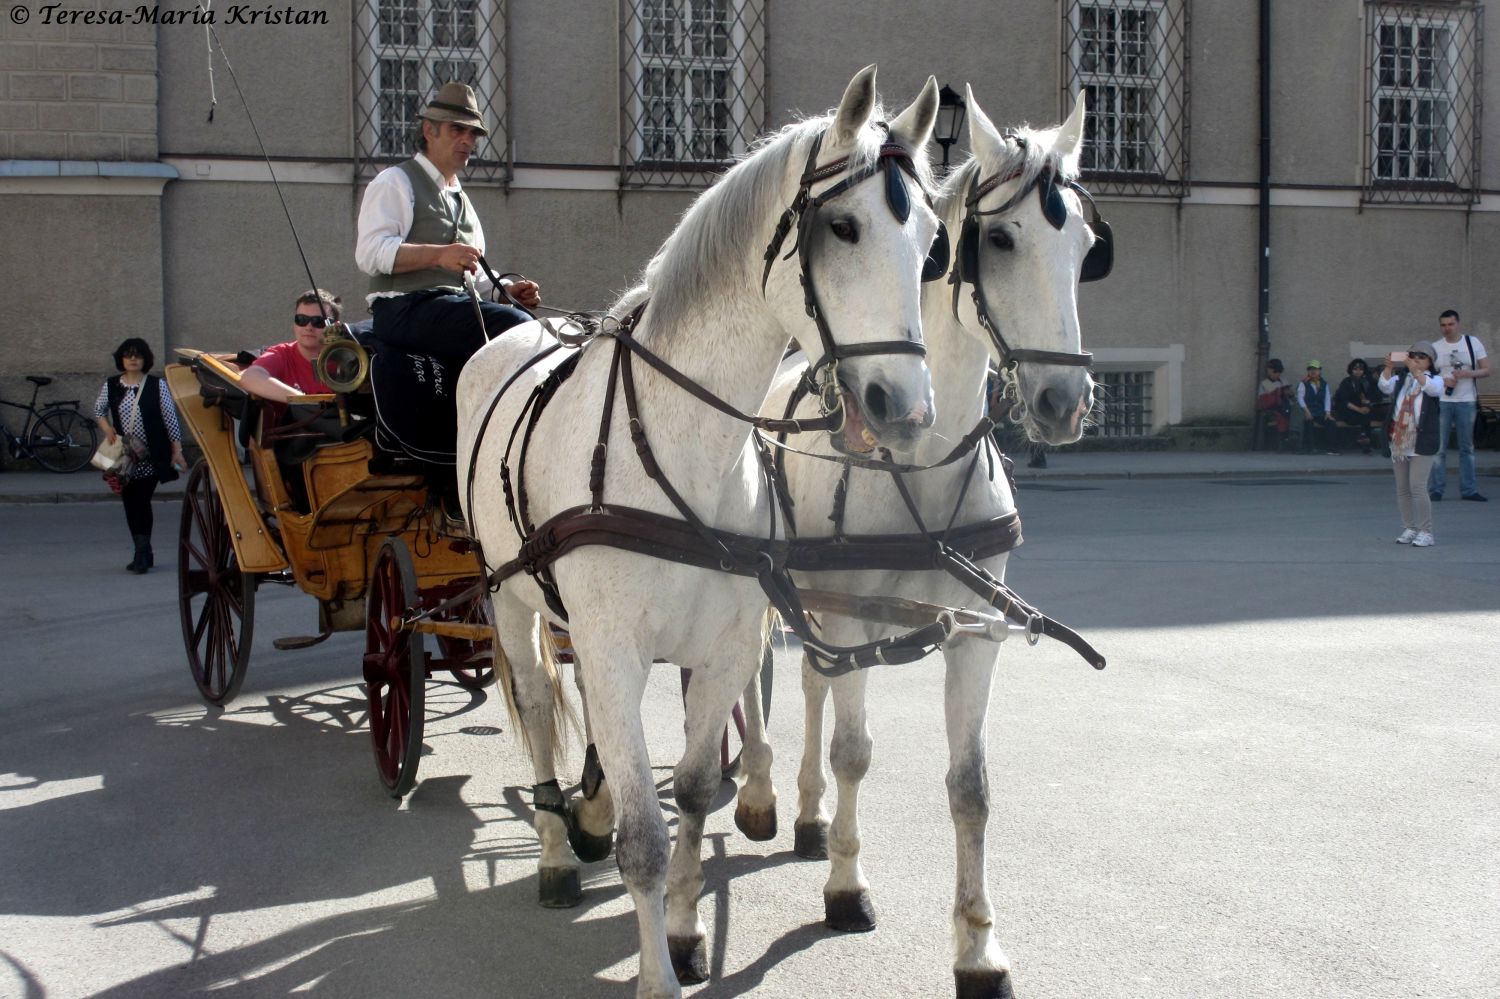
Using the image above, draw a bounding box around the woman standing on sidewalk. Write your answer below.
[1378,341,1443,548]
[93,338,185,573]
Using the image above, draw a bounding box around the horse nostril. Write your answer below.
[1036,387,1069,424]
[863,382,891,425]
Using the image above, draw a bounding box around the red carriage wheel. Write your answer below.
[433,583,496,690]
[364,538,426,798]
[178,460,256,705]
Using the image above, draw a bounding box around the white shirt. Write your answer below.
[1429,334,1488,404]
[354,152,493,304]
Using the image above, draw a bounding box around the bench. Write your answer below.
[1479,393,1500,450]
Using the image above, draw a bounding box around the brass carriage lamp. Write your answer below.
[935,84,966,174]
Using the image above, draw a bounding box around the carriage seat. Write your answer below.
[191,353,373,461]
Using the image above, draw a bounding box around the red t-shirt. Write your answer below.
[251,341,332,395]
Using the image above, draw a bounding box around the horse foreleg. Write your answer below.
[666,661,750,984]
[733,636,777,841]
[581,648,677,999]
[823,666,876,932]
[493,599,579,908]
[944,640,1012,999]
[793,652,832,859]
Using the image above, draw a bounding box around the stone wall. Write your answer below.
[0,1,158,161]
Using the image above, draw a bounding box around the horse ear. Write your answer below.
[965,84,1006,167]
[887,75,939,156]
[830,64,879,150]
[1056,90,1087,175]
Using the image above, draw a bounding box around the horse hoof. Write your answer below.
[537,867,581,909]
[668,935,709,984]
[823,888,876,932]
[734,800,777,841]
[793,819,829,859]
[955,968,1015,999]
[567,824,614,864]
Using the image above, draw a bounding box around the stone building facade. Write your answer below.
[2,0,1497,438]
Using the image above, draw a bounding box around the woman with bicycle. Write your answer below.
[93,338,185,574]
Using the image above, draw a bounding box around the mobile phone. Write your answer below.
[1389,351,1408,363]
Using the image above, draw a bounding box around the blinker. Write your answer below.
[1040,178,1068,231]
[922,221,950,282]
[884,156,912,224]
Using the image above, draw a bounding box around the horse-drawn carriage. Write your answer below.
[165,346,502,797]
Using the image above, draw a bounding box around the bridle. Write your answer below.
[761,127,948,426]
[948,141,1112,372]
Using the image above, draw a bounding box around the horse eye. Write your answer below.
[829,218,859,243]
[988,226,1014,251]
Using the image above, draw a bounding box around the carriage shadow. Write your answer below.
[2,680,824,995]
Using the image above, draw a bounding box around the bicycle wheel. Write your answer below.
[28,408,98,473]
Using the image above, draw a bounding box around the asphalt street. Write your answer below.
[1,473,1497,998]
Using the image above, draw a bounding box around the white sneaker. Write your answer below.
[1395,529,1417,544]
[1412,532,1435,548]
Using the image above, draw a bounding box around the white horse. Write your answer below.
[734,91,1101,999]
[456,67,942,998]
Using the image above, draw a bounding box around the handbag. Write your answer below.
[89,435,126,472]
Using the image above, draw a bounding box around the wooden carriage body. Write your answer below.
[165,353,496,796]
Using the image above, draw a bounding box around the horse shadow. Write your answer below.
[2,683,831,995]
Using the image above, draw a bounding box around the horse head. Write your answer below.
[768,66,942,456]
[949,89,1103,446]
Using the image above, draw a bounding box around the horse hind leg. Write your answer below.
[822,667,876,932]
[945,641,1013,999]
[492,598,582,908]
[569,660,616,862]
[793,652,832,860]
[733,635,777,841]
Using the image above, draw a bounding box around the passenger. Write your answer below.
[354,81,540,368]
[239,289,339,406]
[1256,358,1292,449]
[1297,360,1336,454]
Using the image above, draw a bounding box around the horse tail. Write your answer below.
[493,617,577,765]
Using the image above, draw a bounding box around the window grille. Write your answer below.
[620,0,767,190]
[353,0,511,184]
[1363,2,1482,205]
[1062,0,1189,198]
[1087,370,1154,437]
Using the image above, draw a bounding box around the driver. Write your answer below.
[354,81,540,367]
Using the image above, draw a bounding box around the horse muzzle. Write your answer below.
[833,362,936,455]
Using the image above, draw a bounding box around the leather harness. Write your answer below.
[457,128,1106,676]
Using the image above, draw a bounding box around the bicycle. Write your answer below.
[1,376,99,473]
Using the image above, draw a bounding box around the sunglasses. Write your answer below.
[294,314,331,328]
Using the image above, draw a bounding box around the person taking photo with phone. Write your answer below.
[1379,343,1444,547]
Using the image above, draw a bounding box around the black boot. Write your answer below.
[127,534,151,574]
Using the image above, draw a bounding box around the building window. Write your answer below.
[1364,2,1482,205]
[1063,0,1188,198]
[353,0,510,184]
[620,0,766,190]
[1088,370,1154,438]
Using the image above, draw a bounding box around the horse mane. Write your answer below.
[936,122,1077,215]
[611,107,906,334]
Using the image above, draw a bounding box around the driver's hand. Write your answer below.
[506,279,541,308]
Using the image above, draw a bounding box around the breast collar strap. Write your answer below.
[948,155,1095,370]
[761,128,931,426]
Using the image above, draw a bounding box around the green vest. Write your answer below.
[368,158,479,296]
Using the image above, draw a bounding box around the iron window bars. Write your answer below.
[353,0,512,185]
[1062,0,1190,198]
[620,0,767,190]
[1087,369,1154,438]
[1363,1,1482,205]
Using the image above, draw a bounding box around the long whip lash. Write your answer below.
[196,0,328,320]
